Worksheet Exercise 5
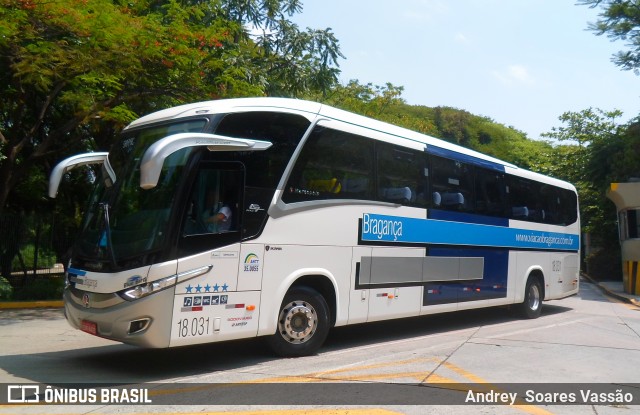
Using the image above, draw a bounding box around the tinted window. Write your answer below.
[557,188,578,225]
[376,142,427,206]
[431,156,473,211]
[506,176,542,221]
[214,112,310,189]
[183,168,242,236]
[506,176,577,225]
[475,168,505,217]
[283,126,374,203]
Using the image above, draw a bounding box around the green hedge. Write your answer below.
[0,277,13,300]
[12,277,64,301]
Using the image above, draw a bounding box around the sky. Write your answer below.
[291,0,640,140]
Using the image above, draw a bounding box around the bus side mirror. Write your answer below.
[48,152,112,198]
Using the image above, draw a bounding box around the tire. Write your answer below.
[519,277,543,319]
[267,286,330,357]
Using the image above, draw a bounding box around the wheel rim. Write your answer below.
[528,284,540,311]
[277,300,317,344]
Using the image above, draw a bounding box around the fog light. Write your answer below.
[128,318,151,334]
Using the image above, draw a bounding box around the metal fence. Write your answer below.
[0,211,72,288]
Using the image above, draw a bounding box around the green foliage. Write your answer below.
[541,108,640,278]
[579,0,640,74]
[312,81,552,172]
[0,0,344,213]
[0,276,12,300]
[11,244,56,271]
[12,277,64,300]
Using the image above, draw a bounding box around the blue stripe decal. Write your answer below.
[67,267,87,277]
[426,145,506,172]
[429,209,509,227]
[361,213,579,251]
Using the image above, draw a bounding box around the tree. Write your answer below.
[542,108,623,182]
[0,0,345,214]
[542,107,623,147]
[579,0,640,74]
[314,80,406,118]
[0,0,242,212]
[254,21,345,96]
[542,107,633,278]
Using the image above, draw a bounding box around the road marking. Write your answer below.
[241,358,556,415]
[120,411,402,415]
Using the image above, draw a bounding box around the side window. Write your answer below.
[557,188,578,225]
[183,167,242,236]
[620,209,640,240]
[475,168,505,217]
[506,177,538,221]
[431,156,473,211]
[283,126,374,203]
[376,143,428,206]
[506,177,578,225]
[214,112,310,189]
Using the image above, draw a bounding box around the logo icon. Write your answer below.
[82,293,90,308]
[7,385,40,403]
[247,204,264,213]
[243,253,260,272]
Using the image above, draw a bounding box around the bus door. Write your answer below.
[170,162,258,345]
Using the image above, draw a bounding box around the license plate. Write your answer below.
[80,320,98,335]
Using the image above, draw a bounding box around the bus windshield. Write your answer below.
[74,119,207,269]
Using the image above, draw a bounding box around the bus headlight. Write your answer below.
[119,274,178,301]
[117,265,212,301]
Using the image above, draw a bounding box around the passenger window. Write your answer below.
[376,143,427,206]
[475,168,505,217]
[283,126,374,203]
[557,188,578,225]
[507,177,548,222]
[431,156,473,211]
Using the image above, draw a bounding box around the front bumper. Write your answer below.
[64,286,175,348]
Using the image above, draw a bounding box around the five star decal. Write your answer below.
[185,282,229,293]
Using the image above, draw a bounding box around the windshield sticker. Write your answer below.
[243,253,260,272]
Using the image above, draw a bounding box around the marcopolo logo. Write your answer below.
[361,213,404,242]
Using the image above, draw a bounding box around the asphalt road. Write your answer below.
[1,277,639,415]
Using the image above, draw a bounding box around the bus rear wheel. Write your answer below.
[267,287,330,357]
[519,277,543,319]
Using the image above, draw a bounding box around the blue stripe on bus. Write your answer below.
[360,213,579,251]
[426,145,507,172]
[428,209,509,227]
[67,267,87,277]
[424,247,509,305]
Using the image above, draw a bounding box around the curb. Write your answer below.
[582,273,640,308]
[0,300,64,309]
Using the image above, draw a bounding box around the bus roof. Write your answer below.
[124,97,324,129]
[124,97,574,191]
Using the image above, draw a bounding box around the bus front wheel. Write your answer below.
[519,277,543,319]
[267,287,330,357]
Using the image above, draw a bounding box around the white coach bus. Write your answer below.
[49,97,580,356]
